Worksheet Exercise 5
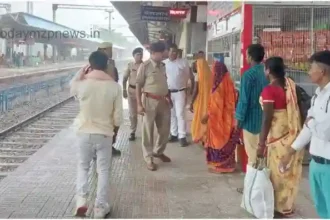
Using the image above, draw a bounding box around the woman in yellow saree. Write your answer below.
[201,61,240,173]
[257,57,304,218]
[190,58,212,143]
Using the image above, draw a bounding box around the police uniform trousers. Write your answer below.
[128,87,138,134]
[142,95,171,163]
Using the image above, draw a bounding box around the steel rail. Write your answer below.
[0,96,74,138]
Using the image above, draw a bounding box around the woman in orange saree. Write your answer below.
[190,58,212,143]
[201,61,240,173]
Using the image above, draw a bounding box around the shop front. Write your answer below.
[251,4,330,95]
[206,2,242,82]
[206,2,330,171]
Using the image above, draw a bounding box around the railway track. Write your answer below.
[0,97,78,181]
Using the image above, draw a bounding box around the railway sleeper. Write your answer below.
[26,125,64,130]
[0,148,37,152]
[0,173,9,178]
[1,137,51,143]
[48,112,78,115]
[0,165,19,172]
[0,163,24,166]
[22,128,62,133]
[0,155,29,159]
[13,132,58,136]
[0,142,43,147]
[9,134,57,139]
[30,123,68,127]
[42,117,75,121]
[32,120,70,123]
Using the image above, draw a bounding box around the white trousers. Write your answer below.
[76,133,112,207]
[170,91,187,139]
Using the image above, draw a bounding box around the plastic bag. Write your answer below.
[241,159,274,219]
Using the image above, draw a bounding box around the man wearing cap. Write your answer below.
[123,47,143,141]
[97,42,119,83]
[98,42,121,156]
[177,49,183,59]
[136,41,172,171]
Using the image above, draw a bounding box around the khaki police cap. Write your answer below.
[98,42,113,49]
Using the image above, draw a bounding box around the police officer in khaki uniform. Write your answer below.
[97,42,121,156]
[123,47,143,141]
[97,42,119,82]
[177,49,183,59]
[136,41,172,171]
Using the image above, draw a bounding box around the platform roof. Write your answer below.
[112,1,175,45]
[0,12,125,50]
[112,2,206,47]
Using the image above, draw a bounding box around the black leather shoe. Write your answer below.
[169,135,178,142]
[129,133,136,141]
[112,147,121,156]
[179,138,189,147]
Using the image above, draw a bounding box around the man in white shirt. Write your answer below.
[280,50,330,219]
[178,49,195,94]
[164,44,190,147]
[70,51,123,218]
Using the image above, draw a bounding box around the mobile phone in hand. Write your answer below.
[84,66,92,74]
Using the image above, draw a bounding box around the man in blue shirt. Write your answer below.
[235,44,268,171]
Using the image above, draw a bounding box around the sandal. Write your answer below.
[274,210,295,218]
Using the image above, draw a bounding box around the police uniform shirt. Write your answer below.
[136,59,168,96]
[107,59,118,82]
[124,61,142,86]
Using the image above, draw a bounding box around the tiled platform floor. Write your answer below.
[0,104,318,218]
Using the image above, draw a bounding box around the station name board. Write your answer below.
[141,6,188,22]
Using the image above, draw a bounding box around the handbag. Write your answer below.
[295,84,311,126]
[241,158,274,219]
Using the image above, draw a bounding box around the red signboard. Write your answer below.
[169,8,188,18]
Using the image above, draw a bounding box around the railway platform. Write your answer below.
[0,61,86,79]
[0,102,318,219]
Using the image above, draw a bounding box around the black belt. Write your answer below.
[312,155,330,164]
[169,88,186,93]
[129,84,136,89]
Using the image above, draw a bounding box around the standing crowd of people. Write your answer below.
[70,40,330,219]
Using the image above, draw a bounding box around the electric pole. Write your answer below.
[105,9,114,32]
[26,2,33,57]
[52,4,58,63]
[0,3,11,60]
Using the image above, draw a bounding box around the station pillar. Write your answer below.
[239,3,253,173]
[190,23,206,54]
